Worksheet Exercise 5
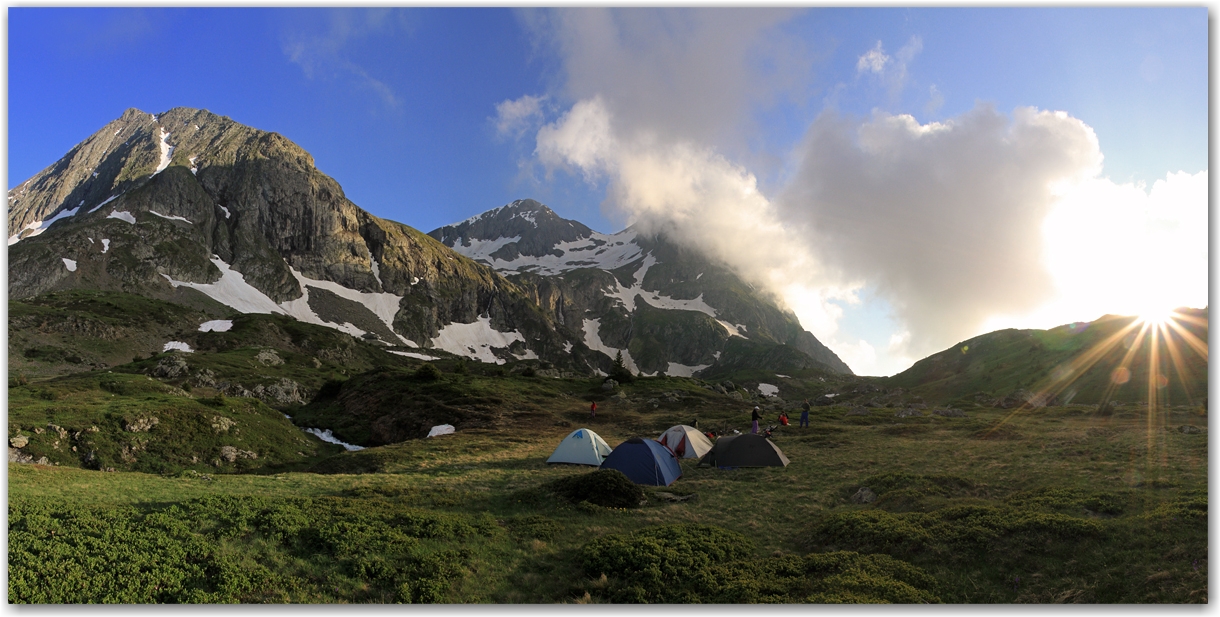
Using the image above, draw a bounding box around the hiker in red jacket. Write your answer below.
[590,401,597,420]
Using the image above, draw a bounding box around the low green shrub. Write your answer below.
[544,469,644,509]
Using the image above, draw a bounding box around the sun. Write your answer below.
[1137,306,1178,326]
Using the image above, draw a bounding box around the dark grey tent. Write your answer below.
[697,434,789,468]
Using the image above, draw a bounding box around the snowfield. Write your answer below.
[150,210,192,224]
[107,210,136,224]
[430,316,527,365]
[62,258,77,272]
[163,341,194,353]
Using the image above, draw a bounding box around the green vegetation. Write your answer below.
[8,293,1209,604]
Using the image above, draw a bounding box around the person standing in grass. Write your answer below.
[590,401,597,420]
[800,399,811,428]
[751,406,761,434]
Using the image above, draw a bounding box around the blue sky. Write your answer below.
[7,8,1209,375]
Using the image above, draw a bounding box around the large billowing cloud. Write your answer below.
[508,8,1208,374]
[780,105,1104,359]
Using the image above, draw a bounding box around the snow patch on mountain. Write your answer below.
[717,320,748,338]
[605,255,719,317]
[150,210,192,224]
[153,128,173,175]
[285,266,407,344]
[101,239,110,253]
[431,316,526,365]
[758,383,779,397]
[198,320,233,333]
[107,210,136,225]
[217,204,231,219]
[88,194,120,214]
[62,258,77,272]
[8,205,82,245]
[389,350,441,361]
[450,235,520,263]
[189,155,198,175]
[163,341,194,353]
[666,362,710,378]
[162,257,284,314]
[582,318,642,374]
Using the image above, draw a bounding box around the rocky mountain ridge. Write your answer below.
[9,107,850,377]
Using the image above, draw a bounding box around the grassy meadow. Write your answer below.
[9,369,1208,603]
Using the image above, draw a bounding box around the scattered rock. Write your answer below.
[311,357,323,369]
[729,391,743,401]
[712,384,727,395]
[152,354,190,379]
[851,487,877,504]
[1178,425,1203,434]
[721,380,736,391]
[9,435,28,448]
[255,349,284,366]
[47,424,68,440]
[33,427,43,435]
[654,492,698,503]
[601,379,619,392]
[910,403,928,410]
[219,445,258,462]
[193,368,218,388]
[124,417,159,432]
[87,425,100,433]
[251,378,308,405]
[895,408,924,418]
[212,416,238,433]
[933,408,968,418]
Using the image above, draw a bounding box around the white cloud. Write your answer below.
[280,9,409,109]
[780,104,1105,361]
[494,94,547,139]
[857,41,889,74]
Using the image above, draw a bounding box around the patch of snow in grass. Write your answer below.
[431,316,526,365]
[62,258,77,272]
[107,210,136,224]
[198,320,233,333]
[150,210,192,224]
[758,383,779,397]
[776,374,791,379]
[388,350,440,361]
[666,362,711,378]
[304,428,364,451]
[427,424,455,438]
[163,341,194,353]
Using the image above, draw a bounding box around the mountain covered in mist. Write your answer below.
[8,107,850,377]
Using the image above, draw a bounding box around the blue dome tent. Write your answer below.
[599,438,682,486]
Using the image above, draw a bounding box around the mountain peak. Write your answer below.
[428,199,595,262]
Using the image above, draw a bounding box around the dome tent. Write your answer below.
[547,428,613,466]
[697,434,789,468]
[657,425,714,459]
[599,438,682,486]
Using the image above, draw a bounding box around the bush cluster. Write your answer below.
[579,523,939,603]
[9,495,497,603]
[543,469,645,509]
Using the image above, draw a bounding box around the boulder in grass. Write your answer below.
[852,487,878,504]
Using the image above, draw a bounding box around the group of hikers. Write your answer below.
[749,399,811,434]
[590,395,814,437]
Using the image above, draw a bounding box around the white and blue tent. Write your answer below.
[547,428,613,466]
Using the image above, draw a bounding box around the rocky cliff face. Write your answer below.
[7,108,579,368]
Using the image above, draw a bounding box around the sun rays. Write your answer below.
[983,309,1208,470]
